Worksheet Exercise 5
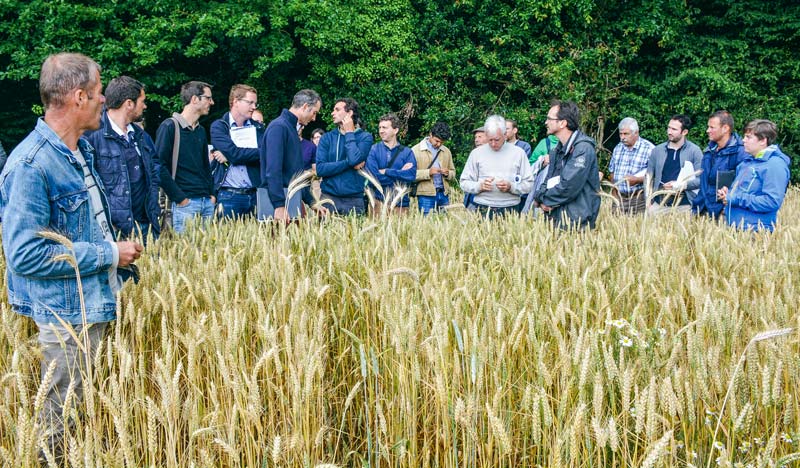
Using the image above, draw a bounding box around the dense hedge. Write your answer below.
[1,0,797,180]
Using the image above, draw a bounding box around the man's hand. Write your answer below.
[379,169,386,175]
[664,181,674,190]
[274,206,290,222]
[542,154,550,166]
[210,195,216,204]
[540,204,553,213]
[440,169,449,177]
[117,241,143,267]
[353,161,365,170]
[211,150,228,164]
[717,186,728,204]
[178,198,190,207]
[479,177,495,192]
[341,115,356,133]
[495,179,512,192]
[311,205,329,217]
[429,167,441,175]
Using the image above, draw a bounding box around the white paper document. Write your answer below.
[676,161,696,183]
[230,126,258,148]
[546,176,561,189]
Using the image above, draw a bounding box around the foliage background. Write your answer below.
[1,0,798,180]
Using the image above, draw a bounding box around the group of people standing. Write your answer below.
[604,110,791,232]
[0,52,793,465]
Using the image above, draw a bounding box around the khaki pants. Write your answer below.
[36,320,108,461]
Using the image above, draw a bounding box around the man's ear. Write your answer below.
[72,88,85,106]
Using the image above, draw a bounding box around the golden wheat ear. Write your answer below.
[286,169,315,201]
[386,183,410,212]
[358,168,384,198]
[38,230,74,250]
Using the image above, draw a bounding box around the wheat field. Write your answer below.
[2,190,800,468]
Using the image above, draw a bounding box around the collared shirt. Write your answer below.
[425,138,444,189]
[609,137,654,193]
[222,114,254,189]
[107,116,147,222]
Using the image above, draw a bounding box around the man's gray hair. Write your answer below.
[618,117,639,133]
[39,53,101,110]
[484,115,506,136]
[291,89,321,109]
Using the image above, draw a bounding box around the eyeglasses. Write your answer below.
[197,94,214,101]
[238,98,258,108]
[545,116,561,121]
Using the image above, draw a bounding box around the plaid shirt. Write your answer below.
[609,137,654,194]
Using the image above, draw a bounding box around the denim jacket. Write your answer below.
[0,118,118,324]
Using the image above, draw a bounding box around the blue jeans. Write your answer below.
[172,197,215,233]
[417,190,449,215]
[216,188,257,219]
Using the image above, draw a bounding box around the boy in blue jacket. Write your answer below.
[718,119,790,232]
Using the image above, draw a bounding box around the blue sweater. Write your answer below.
[365,142,417,201]
[692,133,748,218]
[725,145,791,232]
[315,128,373,197]
[260,109,315,208]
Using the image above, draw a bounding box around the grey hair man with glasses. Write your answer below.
[156,81,218,233]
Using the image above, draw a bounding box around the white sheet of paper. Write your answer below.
[230,126,258,148]
[546,176,560,189]
[676,161,695,183]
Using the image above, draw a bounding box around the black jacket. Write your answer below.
[84,112,161,237]
[534,130,601,229]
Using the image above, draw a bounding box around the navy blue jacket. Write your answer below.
[692,133,748,218]
[316,128,373,197]
[365,142,417,202]
[209,112,263,192]
[260,109,315,207]
[84,111,161,237]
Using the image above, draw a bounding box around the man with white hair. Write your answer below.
[608,117,654,215]
[460,115,533,218]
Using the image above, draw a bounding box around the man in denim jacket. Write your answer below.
[0,53,143,462]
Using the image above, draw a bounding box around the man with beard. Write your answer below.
[85,76,161,240]
[646,114,703,214]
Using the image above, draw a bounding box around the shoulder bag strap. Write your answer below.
[386,146,402,169]
[427,151,440,169]
[170,117,181,179]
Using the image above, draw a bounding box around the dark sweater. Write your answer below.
[260,109,315,208]
[156,115,214,202]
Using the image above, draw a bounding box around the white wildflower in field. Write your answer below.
[619,335,633,347]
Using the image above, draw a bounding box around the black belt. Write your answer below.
[220,187,256,195]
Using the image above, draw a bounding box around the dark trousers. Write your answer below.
[323,193,366,216]
[474,203,520,220]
